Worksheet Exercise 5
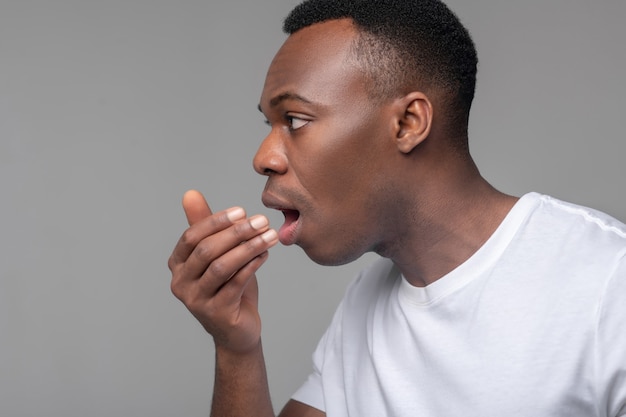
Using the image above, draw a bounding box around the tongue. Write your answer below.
[278,210,300,245]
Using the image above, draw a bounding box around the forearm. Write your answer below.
[210,340,275,417]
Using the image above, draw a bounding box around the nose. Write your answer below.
[253,129,288,176]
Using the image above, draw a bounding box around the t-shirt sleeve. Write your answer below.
[596,254,626,417]
[291,299,346,413]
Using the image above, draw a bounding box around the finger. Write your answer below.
[183,189,212,226]
[218,252,266,304]
[169,207,247,270]
[197,228,278,295]
[171,213,271,289]
[181,213,269,274]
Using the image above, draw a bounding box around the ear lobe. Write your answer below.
[396,92,433,154]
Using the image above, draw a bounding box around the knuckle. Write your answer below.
[243,236,264,253]
[170,278,184,300]
[193,241,215,262]
[185,296,201,314]
[208,258,229,278]
[231,221,251,240]
[202,212,231,235]
[207,214,225,230]
[167,254,177,272]
[179,228,197,247]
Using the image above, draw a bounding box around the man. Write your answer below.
[168,0,626,416]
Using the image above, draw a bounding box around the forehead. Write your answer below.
[260,19,366,109]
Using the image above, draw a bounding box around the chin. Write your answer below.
[301,243,366,267]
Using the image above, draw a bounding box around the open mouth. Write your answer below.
[278,209,301,245]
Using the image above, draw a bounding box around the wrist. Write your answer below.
[215,339,264,367]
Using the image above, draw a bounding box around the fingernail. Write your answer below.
[226,207,245,222]
[260,229,278,243]
[250,215,269,230]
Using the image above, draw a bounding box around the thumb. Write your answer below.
[182,189,213,226]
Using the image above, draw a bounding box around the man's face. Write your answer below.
[254,19,401,266]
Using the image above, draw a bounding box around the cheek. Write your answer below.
[294,117,388,199]
[296,139,361,202]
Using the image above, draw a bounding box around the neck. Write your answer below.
[377,165,517,288]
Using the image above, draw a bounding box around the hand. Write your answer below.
[168,190,278,354]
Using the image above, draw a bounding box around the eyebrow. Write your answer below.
[257,92,314,113]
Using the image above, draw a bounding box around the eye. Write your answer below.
[286,115,310,131]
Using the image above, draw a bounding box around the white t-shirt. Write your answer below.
[292,193,626,417]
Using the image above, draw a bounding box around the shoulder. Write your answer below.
[529,192,626,237]
[520,193,626,255]
[506,193,626,302]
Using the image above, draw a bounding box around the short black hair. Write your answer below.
[283,0,478,139]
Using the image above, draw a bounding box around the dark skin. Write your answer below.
[169,18,517,417]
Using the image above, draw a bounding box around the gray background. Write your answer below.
[1,1,624,416]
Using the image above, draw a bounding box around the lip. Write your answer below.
[261,191,294,212]
[261,191,302,246]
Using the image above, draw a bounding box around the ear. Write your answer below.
[394,92,433,154]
